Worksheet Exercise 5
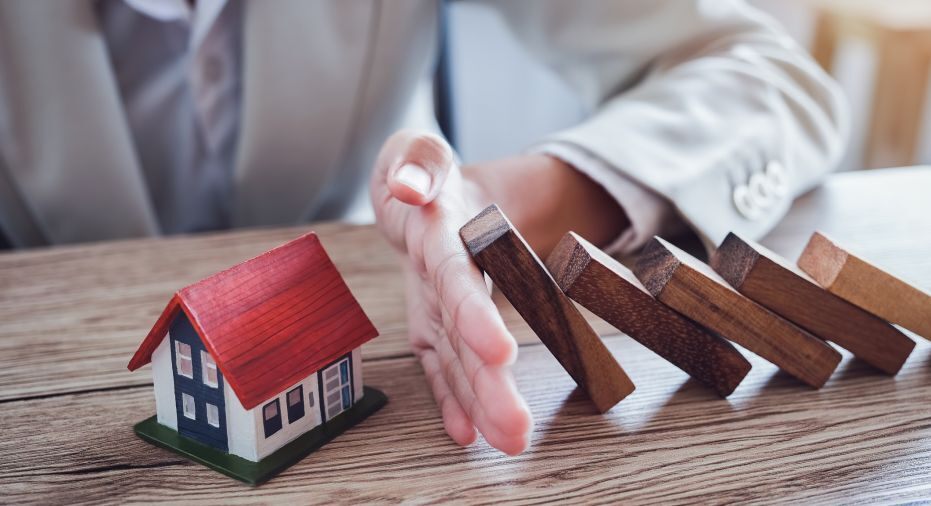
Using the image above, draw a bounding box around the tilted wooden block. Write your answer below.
[633,237,842,388]
[712,233,916,375]
[798,232,931,341]
[459,205,635,412]
[545,232,752,397]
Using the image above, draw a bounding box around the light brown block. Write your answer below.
[798,232,931,341]
[459,205,635,412]
[546,232,752,397]
[634,237,841,389]
[712,233,916,375]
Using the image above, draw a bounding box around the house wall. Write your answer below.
[352,348,363,401]
[151,335,177,430]
[225,382,258,462]
[251,373,323,461]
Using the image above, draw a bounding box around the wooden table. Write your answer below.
[2,167,930,503]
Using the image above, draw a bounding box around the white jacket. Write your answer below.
[0,0,848,248]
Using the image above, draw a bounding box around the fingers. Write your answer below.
[433,333,531,456]
[420,349,477,446]
[438,316,533,451]
[373,129,455,207]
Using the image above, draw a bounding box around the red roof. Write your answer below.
[128,232,378,410]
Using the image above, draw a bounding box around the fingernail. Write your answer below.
[395,163,432,196]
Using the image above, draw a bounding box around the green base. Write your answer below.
[134,386,388,485]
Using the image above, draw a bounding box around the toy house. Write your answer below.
[127,232,387,484]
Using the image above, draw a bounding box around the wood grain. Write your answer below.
[3,168,931,503]
[546,232,751,397]
[460,205,635,412]
[634,237,842,388]
[3,336,931,504]
[712,232,916,375]
[798,231,931,341]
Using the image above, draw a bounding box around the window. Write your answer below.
[201,350,218,388]
[263,399,282,438]
[175,341,193,378]
[322,357,352,420]
[287,386,305,423]
[181,393,196,420]
[206,403,220,428]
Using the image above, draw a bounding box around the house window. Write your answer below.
[287,386,305,423]
[322,357,351,419]
[175,341,193,378]
[206,403,220,428]
[263,399,282,438]
[181,393,196,420]
[201,350,218,388]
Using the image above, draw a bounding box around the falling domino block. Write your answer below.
[545,232,752,397]
[798,232,931,341]
[712,233,916,375]
[634,237,841,388]
[459,205,635,412]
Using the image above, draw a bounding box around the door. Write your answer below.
[319,354,353,422]
[170,312,228,452]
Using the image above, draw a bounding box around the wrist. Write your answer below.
[461,154,629,257]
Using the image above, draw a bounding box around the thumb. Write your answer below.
[379,130,455,206]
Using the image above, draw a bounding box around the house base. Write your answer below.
[134,386,388,485]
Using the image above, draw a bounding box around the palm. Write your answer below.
[371,132,532,455]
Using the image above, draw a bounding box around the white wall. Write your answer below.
[251,373,322,461]
[224,381,258,461]
[151,336,177,430]
[352,348,364,402]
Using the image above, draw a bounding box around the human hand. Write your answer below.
[370,130,533,455]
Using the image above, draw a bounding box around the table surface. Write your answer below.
[2,167,930,504]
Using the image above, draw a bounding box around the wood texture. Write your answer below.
[712,232,916,375]
[3,168,931,503]
[634,237,842,388]
[459,205,635,412]
[799,231,931,341]
[546,232,752,397]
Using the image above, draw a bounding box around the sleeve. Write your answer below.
[483,0,850,251]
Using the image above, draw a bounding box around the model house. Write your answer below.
[128,232,385,482]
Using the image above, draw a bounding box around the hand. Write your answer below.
[370,130,533,455]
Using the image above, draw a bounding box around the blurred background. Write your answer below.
[435,0,931,173]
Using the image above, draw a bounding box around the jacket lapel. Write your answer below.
[0,1,159,245]
[233,0,377,226]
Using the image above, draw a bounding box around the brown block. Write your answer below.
[633,237,842,388]
[459,205,635,412]
[798,232,931,341]
[546,233,752,397]
[712,233,915,375]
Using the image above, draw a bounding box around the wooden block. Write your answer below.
[546,233,752,397]
[798,232,931,341]
[712,233,916,375]
[459,205,635,412]
[633,237,842,388]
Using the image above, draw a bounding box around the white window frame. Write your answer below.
[201,350,219,388]
[323,358,351,419]
[206,402,220,428]
[181,393,196,420]
[175,341,193,379]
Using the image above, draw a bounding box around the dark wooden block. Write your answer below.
[545,232,751,397]
[459,205,635,412]
[712,232,916,375]
[633,236,841,388]
[798,231,931,341]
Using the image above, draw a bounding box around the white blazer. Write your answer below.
[0,0,848,248]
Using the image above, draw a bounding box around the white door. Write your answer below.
[322,357,352,421]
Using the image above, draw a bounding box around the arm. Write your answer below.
[488,0,849,249]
